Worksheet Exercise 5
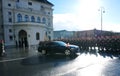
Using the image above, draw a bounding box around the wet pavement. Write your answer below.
[0,47,38,62]
[0,48,120,76]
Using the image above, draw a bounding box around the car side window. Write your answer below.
[51,42,59,46]
[47,42,54,46]
[54,42,61,46]
[51,42,57,46]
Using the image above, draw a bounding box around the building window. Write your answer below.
[41,6,44,10]
[36,32,40,40]
[31,16,35,22]
[37,17,41,23]
[9,35,13,41]
[28,2,32,5]
[8,3,11,7]
[48,12,50,15]
[9,18,12,22]
[48,36,51,40]
[42,17,46,24]
[17,13,22,22]
[17,0,19,2]
[8,12,12,15]
[25,15,29,22]
[48,22,51,26]
[9,29,12,33]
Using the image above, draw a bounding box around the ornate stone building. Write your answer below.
[0,0,54,48]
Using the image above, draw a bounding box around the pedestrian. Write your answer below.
[0,40,2,56]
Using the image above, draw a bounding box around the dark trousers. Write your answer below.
[0,43,3,56]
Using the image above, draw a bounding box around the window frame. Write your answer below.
[37,17,41,23]
[8,18,12,22]
[42,17,46,24]
[17,13,22,22]
[28,2,32,5]
[25,15,29,22]
[31,16,35,22]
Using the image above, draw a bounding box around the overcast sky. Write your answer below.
[49,0,120,32]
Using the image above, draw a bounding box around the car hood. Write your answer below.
[68,44,79,48]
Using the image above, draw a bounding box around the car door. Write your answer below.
[46,42,56,53]
[50,42,58,53]
[53,42,65,53]
[46,42,53,52]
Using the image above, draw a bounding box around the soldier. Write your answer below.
[97,37,102,51]
[118,38,120,51]
[100,38,104,51]
[111,37,115,52]
[0,40,2,56]
[105,38,110,52]
[91,38,97,50]
[79,39,83,50]
[115,38,120,52]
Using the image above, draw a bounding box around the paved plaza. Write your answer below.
[0,47,120,76]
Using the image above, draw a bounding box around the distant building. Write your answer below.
[54,29,119,40]
[76,29,117,38]
[75,29,100,38]
[54,30,75,40]
[0,0,54,47]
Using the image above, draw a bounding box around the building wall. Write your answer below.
[54,30,75,40]
[54,29,118,40]
[0,0,4,40]
[1,0,53,47]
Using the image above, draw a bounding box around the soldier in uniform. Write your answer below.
[0,41,2,56]
[0,40,4,56]
[115,37,120,52]
[96,37,100,51]
[118,38,120,51]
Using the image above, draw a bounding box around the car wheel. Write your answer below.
[41,49,47,55]
[65,49,71,56]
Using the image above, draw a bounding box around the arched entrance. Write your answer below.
[18,30,28,48]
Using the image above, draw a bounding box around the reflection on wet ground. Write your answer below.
[21,54,77,66]
[0,48,120,76]
[80,49,120,59]
[20,49,120,76]
[63,50,120,76]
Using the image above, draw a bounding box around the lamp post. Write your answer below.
[99,7,105,37]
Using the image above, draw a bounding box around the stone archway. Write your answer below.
[18,30,28,48]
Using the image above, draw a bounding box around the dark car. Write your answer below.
[38,41,80,56]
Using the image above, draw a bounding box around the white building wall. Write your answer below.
[14,25,46,46]
[1,0,53,47]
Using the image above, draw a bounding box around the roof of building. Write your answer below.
[33,0,54,6]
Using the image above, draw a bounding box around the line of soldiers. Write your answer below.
[61,37,120,53]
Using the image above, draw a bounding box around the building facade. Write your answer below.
[75,29,116,39]
[54,29,119,40]
[54,30,75,40]
[0,0,54,48]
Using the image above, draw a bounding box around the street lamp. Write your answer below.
[99,7,105,37]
